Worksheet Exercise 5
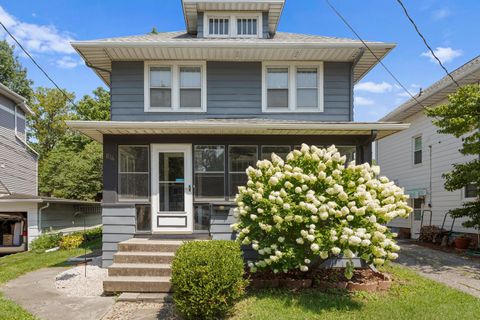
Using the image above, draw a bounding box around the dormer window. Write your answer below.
[204,12,262,38]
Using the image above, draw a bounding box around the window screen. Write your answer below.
[118,146,149,201]
[194,145,225,199]
[296,68,318,108]
[267,68,289,109]
[229,146,258,197]
[150,67,171,108]
[180,67,202,109]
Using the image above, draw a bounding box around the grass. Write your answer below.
[232,264,480,320]
[0,239,101,320]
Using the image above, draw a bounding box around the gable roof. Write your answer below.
[0,83,33,115]
[182,0,286,35]
[380,55,480,122]
[71,31,395,85]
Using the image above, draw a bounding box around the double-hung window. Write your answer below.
[464,183,478,199]
[263,62,324,112]
[145,62,206,112]
[413,135,422,165]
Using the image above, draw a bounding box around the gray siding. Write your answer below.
[110,61,352,122]
[197,12,204,38]
[40,203,101,232]
[102,204,136,267]
[0,94,37,195]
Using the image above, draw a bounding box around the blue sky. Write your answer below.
[0,0,478,121]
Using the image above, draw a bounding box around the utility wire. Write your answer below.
[324,0,426,109]
[395,0,460,87]
[0,21,77,107]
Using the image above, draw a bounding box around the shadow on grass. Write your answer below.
[246,288,363,314]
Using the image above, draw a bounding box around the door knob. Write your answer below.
[188,185,192,192]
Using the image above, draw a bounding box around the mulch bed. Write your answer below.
[246,268,392,292]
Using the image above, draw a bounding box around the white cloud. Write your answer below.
[56,56,81,69]
[421,47,462,64]
[354,96,374,106]
[354,81,393,94]
[432,8,450,20]
[0,6,75,55]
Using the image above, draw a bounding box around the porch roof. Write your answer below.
[66,119,409,143]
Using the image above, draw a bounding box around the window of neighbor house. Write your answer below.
[413,135,422,165]
[118,146,149,201]
[229,145,258,198]
[267,68,289,109]
[194,145,225,200]
[465,183,478,198]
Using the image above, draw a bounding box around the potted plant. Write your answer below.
[454,234,471,250]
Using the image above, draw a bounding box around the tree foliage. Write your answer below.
[425,84,480,231]
[0,40,33,100]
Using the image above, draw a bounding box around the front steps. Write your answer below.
[103,238,185,294]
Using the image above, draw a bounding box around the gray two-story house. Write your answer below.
[67,0,408,292]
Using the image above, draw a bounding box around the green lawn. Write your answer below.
[233,264,480,320]
[0,239,100,320]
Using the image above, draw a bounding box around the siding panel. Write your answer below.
[102,205,136,267]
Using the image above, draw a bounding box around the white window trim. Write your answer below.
[203,12,262,38]
[412,134,423,166]
[144,61,207,113]
[262,61,324,113]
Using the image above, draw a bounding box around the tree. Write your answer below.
[426,84,480,245]
[0,40,33,100]
[28,87,75,155]
[75,86,110,121]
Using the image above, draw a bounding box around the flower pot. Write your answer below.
[279,278,312,290]
[347,281,378,292]
[454,237,471,250]
[249,278,279,289]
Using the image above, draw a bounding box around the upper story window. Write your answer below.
[262,62,324,113]
[413,135,422,165]
[144,61,206,112]
[204,12,262,38]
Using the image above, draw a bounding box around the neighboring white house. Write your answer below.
[377,55,480,239]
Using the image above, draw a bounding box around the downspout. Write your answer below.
[428,145,433,209]
[38,201,50,234]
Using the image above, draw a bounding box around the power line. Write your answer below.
[0,21,77,106]
[395,0,460,87]
[324,0,426,109]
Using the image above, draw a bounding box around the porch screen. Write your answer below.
[229,145,258,198]
[194,145,225,199]
[261,145,291,161]
[118,146,149,201]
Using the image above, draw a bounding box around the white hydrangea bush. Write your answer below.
[231,144,412,275]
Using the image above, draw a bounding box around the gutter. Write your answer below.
[38,201,50,233]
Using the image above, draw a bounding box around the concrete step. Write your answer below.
[113,251,175,264]
[117,292,173,303]
[117,239,184,253]
[103,276,172,293]
[108,263,172,277]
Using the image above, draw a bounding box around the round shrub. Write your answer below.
[59,233,84,250]
[171,240,247,319]
[30,233,62,252]
[231,144,412,276]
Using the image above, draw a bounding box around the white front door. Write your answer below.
[151,144,193,233]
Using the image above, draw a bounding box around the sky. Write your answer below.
[0,0,478,121]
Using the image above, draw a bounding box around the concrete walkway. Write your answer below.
[396,241,480,298]
[1,267,115,320]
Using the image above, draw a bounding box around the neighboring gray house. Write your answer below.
[0,83,101,253]
[67,0,408,291]
[377,56,480,239]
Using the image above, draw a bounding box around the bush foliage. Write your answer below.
[171,240,247,319]
[232,144,412,277]
[29,227,102,252]
[30,233,62,252]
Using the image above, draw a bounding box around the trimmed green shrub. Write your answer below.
[30,233,62,252]
[73,226,102,242]
[171,240,247,319]
[59,234,84,250]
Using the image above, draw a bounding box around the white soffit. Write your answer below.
[66,120,409,143]
[182,0,285,34]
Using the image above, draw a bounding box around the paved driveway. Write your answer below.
[1,267,115,320]
[396,241,480,298]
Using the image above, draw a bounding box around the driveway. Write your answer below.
[396,241,480,298]
[1,267,115,320]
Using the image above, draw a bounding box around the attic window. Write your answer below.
[237,18,258,35]
[209,18,229,36]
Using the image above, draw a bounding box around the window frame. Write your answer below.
[412,135,423,166]
[262,61,324,113]
[464,183,478,199]
[118,145,150,203]
[260,145,292,160]
[203,12,263,38]
[193,145,226,201]
[228,145,258,199]
[144,61,207,113]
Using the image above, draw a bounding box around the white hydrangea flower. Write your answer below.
[331,247,341,255]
